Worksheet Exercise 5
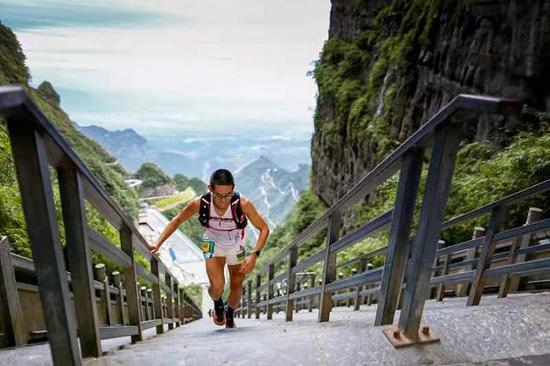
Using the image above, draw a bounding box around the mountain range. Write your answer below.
[77,123,311,228]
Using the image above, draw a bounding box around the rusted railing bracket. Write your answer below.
[383,324,439,348]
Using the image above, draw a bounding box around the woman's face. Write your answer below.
[209,184,234,210]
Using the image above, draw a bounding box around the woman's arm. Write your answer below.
[148,197,200,253]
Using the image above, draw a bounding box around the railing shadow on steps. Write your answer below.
[0,86,201,365]
[235,93,550,347]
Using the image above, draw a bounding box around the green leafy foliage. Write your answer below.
[136,162,174,190]
[184,283,203,309]
[174,174,207,195]
[255,187,327,270]
[37,80,60,106]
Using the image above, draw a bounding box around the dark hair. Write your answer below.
[210,169,235,187]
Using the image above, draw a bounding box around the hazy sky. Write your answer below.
[2,0,331,135]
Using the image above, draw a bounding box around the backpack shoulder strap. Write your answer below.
[230,192,248,229]
[198,192,211,227]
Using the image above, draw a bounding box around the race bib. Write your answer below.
[200,237,216,260]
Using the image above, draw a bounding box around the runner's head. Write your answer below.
[208,169,234,209]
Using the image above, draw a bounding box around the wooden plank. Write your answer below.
[99,325,138,339]
[120,226,142,343]
[141,319,162,330]
[7,123,81,365]
[0,237,26,346]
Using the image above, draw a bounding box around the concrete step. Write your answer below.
[1,292,549,365]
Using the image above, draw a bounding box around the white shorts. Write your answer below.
[200,237,246,265]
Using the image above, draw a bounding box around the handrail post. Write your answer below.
[308,275,316,312]
[375,150,423,326]
[285,246,298,321]
[7,123,81,364]
[347,269,357,307]
[247,281,252,318]
[435,241,450,301]
[147,289,154,320]
[151,258,164,334]
[295,280,301,313]
[501,207,543,295]
[178,288,184,324]
[174,281,180,327]
[456,227,486,297]
[255,274,261,319]
[141,286,150,320]
[267,264,275,320]
[467,206,507,306]
[354,258,367,311]
[120,226,142,343]
[137,284,145,320]
[0,237,26,347]
[318,212,342,322]
[392,123,461,344]
[95,263,113,326]
[58,167,102,357]
[111,271,126,325]
[166,273,174,330]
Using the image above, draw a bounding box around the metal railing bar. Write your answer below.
[325,268,383,292]
[329,209,393,254]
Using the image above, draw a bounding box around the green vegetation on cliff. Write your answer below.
[291,0,550,277]
[313,0,466,159]
[0,22,138,259]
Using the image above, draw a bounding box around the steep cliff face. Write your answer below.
[312,0,550,206]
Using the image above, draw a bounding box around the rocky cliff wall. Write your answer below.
[311,0,550,206]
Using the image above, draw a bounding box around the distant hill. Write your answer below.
[76,123,150,171]
[234,155,309,229]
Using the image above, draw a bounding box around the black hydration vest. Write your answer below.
[198,192,248,229]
